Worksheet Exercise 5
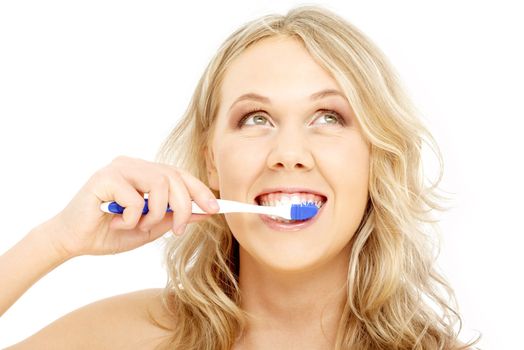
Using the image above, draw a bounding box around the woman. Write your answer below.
[1,5,479,349]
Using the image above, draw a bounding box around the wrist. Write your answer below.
[30,216,77,263]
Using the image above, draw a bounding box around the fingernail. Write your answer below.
[175,224,186,236]
[208,199,219,211]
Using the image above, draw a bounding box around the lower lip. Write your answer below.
[258,202,326,232]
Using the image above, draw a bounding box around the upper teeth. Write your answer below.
[257,192,326,208]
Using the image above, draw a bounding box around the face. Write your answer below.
[206,36,370,273]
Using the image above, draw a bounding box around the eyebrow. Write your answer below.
[228,88,346,112]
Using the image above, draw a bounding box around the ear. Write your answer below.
[204,146,219,191]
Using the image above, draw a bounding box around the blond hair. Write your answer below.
[153,5,480,349]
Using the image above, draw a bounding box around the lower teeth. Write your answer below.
[268,215,302,223]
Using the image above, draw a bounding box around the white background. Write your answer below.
[1,1,522,348]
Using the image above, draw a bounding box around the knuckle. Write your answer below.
[129,209,143,223]
[111,155,130,164]
[131,198,145,208]
[147,209,164,222]
[91,166,111,182]
[173,166,186,176]
[161,163,179,172]
[165,166,181,179]
[88,167,116,191]
[157,175,169,187]
[123,217,139,229]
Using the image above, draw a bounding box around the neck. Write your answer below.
[236,244,350,345]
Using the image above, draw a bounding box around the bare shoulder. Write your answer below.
[6,288,175,350]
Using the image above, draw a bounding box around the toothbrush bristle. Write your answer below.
[290,202,319,220]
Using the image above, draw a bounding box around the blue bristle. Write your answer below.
[290,202,319,220]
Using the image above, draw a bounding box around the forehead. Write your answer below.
[219,36,341,105]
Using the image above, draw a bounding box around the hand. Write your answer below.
[44,156,219,258]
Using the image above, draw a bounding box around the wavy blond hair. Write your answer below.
[152,5,480,350]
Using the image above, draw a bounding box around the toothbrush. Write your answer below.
[100,198,319,221]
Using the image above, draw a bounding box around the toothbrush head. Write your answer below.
[290,202,319,220]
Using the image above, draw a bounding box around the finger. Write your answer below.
[144,212,214,239]
[136,176,169,232]
[113,159,218,217]
[166,169,193,235]
[175,167,220,214]
[107,177,146,230]
[112,157,165,195]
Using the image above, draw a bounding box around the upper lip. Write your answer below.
[254,187,328,203]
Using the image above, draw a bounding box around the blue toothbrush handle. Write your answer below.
[103,198,173,215]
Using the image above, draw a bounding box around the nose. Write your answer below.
[266,126,315,172]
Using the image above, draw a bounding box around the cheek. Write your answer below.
[316,134,369,181]
[327,137,370,235]
[314,133,369,194]
[214,138,266,199]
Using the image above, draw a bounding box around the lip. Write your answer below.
[258,201,326,232]
[254,187,328,203]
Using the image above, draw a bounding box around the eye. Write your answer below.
[313,109,345,126]
[237,108,271,127]
[237,108,346,128]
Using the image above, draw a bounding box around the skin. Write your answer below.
[206,36,371,348]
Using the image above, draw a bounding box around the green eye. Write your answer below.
[237,109,345,128]
[317,110,344,125]
[237,110,271,127]
[250,115,269,125]
[316,113,340,125]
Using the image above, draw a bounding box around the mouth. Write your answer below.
[254,190,328,227]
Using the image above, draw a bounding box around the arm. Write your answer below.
[1,156,218,318]
[0,156,217,345]
[0,217,71,317]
